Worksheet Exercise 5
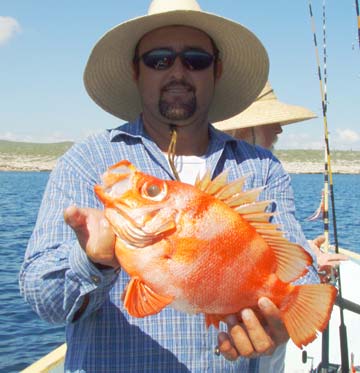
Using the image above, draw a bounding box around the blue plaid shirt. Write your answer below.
[20,117,318,372]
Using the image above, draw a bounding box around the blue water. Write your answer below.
[0,171,359,372]
[291,174,360,252]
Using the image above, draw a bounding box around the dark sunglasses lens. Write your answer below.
[183,51,214,70]
[142,50,175,70]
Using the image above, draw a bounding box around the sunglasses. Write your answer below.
[135,48,217,71]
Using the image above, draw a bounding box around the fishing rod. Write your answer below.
[356,0,360,49]
[308,1,349,372]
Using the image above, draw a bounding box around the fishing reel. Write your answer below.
[317,265,339,285]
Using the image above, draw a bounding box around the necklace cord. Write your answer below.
[167,125,181,181]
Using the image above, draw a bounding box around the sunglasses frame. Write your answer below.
[134,48,218,71]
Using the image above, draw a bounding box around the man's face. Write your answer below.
[254,123,283,150]
[134,26,221,126]
[229,123,283,151]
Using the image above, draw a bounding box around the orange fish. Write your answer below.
[95,160,337,348]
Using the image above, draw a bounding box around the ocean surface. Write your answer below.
[0,171,359,372]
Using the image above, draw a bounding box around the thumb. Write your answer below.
[63,205,89,249]
[64,205,86,230]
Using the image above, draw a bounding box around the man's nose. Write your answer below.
[274,124,283,134]
[169,56,187,78]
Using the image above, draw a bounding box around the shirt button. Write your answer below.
[91,275,101,284]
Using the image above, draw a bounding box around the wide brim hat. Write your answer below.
[84,0,269,123]
[214,81,317,131]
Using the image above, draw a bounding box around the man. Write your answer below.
[20,1,319,371]
[214,81,348,273]
[214,81,317,151]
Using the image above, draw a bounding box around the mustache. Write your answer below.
[161,79,195,93]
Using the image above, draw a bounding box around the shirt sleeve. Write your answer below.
[262,155,320,285]
[19,149,119,324]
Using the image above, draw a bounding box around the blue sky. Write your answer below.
[1,0,359,149]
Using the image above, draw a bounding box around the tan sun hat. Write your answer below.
[214,81,317,131]
[84,0,269,123]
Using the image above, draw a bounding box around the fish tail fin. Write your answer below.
[282,284,337,348]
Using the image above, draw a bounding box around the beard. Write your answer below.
[159,80,197,121]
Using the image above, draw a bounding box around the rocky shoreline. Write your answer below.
[1,154,360,174]
[281,160,360,174]
[0,155,58,172]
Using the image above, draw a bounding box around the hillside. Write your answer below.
[273,149,360,174]
[0,140,359,173]
[0,140,73,157]
[0,140,73,171]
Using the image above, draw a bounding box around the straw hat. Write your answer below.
[84,0,269,123]
[214,82,316,131]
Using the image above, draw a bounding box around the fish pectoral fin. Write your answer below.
[123,277,174,318]
[282,284,337,348]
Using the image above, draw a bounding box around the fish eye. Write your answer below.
[146,184,161,197]
[141,181,167,201]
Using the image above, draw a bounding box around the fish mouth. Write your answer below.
[101,161,135,200]
[95,160,177,248]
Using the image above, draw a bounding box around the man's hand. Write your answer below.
[308,235,348,283]
[217,297,288,360]
[64,205,118,269]
[309,235,348,267]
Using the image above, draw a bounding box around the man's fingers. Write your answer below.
[258,297,289,345]
[239,309,274,355]
[219,309,275,361]
[217,301,287,361]
[317,252,349,268]
[217,331,239,361]
[224,314,255,357]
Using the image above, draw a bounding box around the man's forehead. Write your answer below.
[138,25,213,49]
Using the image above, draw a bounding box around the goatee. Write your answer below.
[159,79,197,121]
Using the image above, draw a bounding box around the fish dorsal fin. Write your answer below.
[195,169,212,191]
[196,172,312,282]
[215,176,247,200]
[204,170,229,195]
[257,223,313,282]
[197,172,277,234]
[224,187,264,207]
[196,170,248,198]
[123,277,174,318]
[249,219,312,282]
[196,171,255,204]
[273,241,312,282]
[234,200,272,214]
